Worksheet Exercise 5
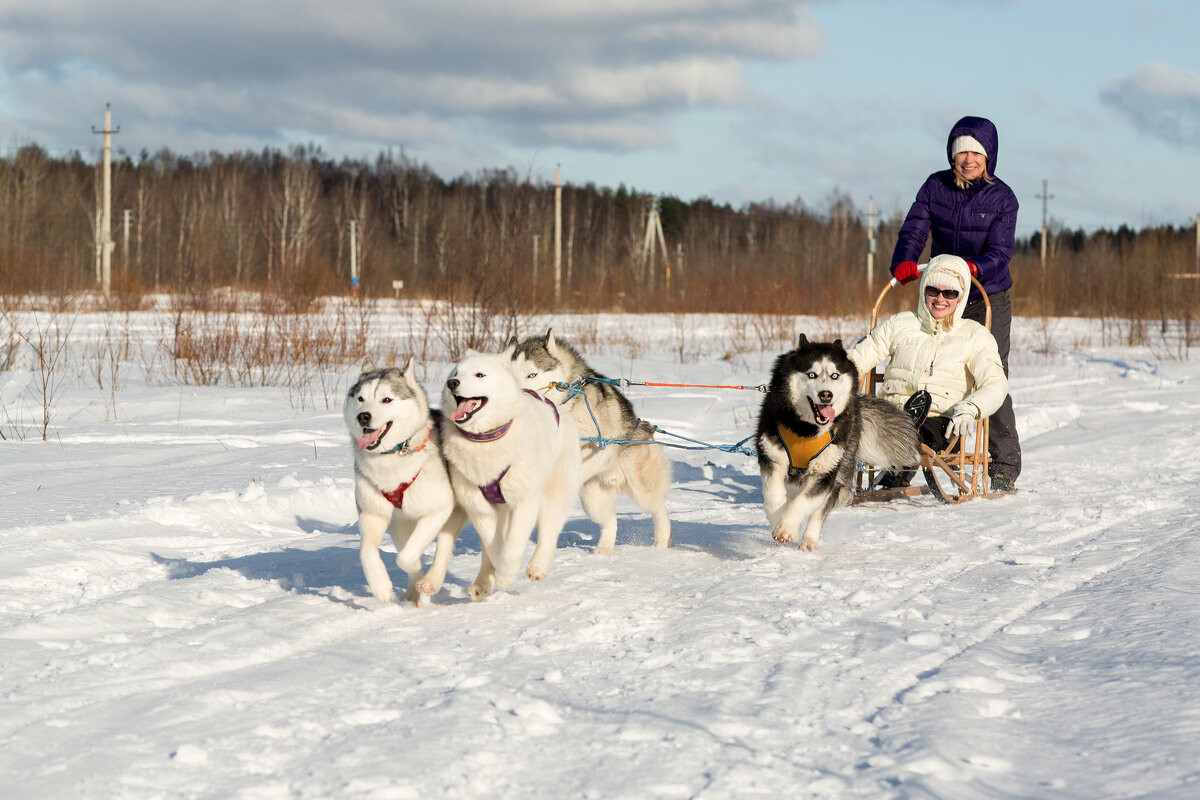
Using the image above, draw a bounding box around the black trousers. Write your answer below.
[963,290,1021,480]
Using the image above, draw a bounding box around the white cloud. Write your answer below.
[0,0,820,157]
[1101,61,1200,150]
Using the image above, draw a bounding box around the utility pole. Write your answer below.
[640,197,671,291]
[1036,179,1054,269]
[553,165,562,305]
[1195,212,1199,271]
[91,104,119,299]
[866,196,876,287]
[349,219,359,297]
[532,233,540,281]
[122,209,132,268]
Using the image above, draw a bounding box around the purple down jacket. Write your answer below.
[891,116,1019,299]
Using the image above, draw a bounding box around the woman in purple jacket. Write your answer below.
[891,115,1021,491]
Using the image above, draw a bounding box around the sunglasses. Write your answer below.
[924,286,961,300]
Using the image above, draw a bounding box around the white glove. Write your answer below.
[947,401,978,438]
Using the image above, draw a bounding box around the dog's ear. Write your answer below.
[545,328,557,350]
[505,335,518,351]
[499,341,516,360]
[361,357,376,372]
[797,333,808,347]
[833,338,844,350]
[400,356,414,379]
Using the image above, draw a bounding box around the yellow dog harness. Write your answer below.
[777,424,835,479]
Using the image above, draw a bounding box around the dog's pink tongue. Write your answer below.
[357,428,383,450]
[816,405,835,424]
[452,398,482,422]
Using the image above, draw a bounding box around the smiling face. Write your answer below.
[953,150,987,182]
[924,286,961,321]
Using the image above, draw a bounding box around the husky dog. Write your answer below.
[511,329,672,554]
[344,359,466,605]
[756,335,918,551]
[441,347,582,600]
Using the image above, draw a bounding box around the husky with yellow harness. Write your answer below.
[756,335,918,550]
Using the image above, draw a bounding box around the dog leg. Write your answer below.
[760,466,792,541]
[624,454,673,549]
[773,481,826,547]
[417,507,466,597]
[358,511,395,603]
[494,504,539,590]
[580,475,620,555]
[468,543,498,601]
[468,510,501,601]
[394,511,449,606]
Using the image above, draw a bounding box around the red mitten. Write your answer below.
[965,260,979,277]
[893,260,920,285]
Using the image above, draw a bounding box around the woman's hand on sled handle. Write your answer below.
[891,260,921,286]
[947,401,979,438]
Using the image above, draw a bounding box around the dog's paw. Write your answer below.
[798,538,820,552]
[415,576,442,596]
[370,582,395,603]
[403,584,423,606]
[467,576,495,601]
[771,525,794,545]
[593,545,615,556]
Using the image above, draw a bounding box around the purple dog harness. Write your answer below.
[476,390,560,505]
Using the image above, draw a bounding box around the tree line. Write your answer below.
[1,143,1196,320]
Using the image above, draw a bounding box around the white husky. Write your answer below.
[511,329,672,554]
[344,359,465,605]
[440,348,582,600]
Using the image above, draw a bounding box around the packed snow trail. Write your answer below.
[2,331,1199,798]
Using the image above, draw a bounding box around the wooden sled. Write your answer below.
[853,271,995,505]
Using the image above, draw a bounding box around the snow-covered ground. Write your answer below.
[2,307,1199,799]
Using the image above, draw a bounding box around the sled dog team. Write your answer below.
[345,292,990,603]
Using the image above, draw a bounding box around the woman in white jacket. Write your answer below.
[848,253,1009,488]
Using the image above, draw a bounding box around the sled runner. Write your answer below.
[854,273,995,505]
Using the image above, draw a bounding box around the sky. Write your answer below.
[3,305,1200,797]
[1,0,1199,238]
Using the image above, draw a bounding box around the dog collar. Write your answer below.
[457,420,513,442]
[385,423,433,455]
[383,468,421,509]
[777,423,835,478]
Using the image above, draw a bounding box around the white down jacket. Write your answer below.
[848,254,1009,420]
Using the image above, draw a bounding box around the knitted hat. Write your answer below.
[926,269,964,292]
[924,254,968,293]
[950,135,987,159]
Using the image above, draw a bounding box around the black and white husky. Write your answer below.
[344,359,466,605]
[511,329,672,554]
[756,335,918,550]
[441,347,582,600]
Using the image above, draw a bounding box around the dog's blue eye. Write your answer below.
[831,373,839,380]
[808,372,817,379]
[527,372,538,379]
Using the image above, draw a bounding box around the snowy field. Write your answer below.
[2,305,1199,799]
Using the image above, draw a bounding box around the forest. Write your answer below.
[1,143,1197,323]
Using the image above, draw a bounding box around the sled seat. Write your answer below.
[852,272,995,505]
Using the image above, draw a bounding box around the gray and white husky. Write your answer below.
[511,329,672,554]
[756,335,918,550]
[344,359,465,605]
[441,347,582,600]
